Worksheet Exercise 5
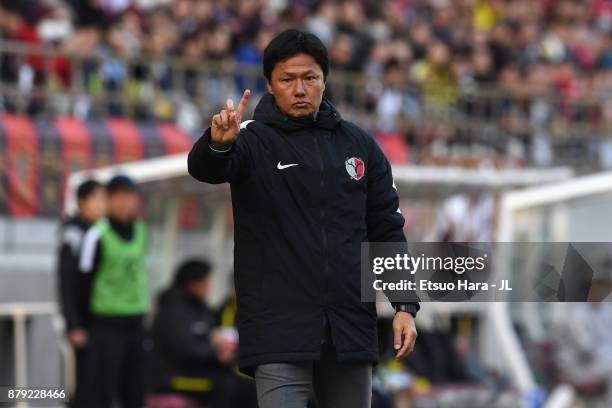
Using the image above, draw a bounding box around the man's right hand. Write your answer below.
[210,329,238,365]
[210,89,251,150]
[67,328,88,349]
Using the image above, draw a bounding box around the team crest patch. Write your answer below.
[345,157,365,181]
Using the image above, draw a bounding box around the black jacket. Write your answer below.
[188,92,418,376]
[150,287,220,393]
[57,216,94,331]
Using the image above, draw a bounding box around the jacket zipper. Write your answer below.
[314,132,333,345]
[314,134,330,292]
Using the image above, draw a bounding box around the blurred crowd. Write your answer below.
[1,0,611,167]
[1,0,611,93]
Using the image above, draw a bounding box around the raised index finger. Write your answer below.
[236,89,251,115]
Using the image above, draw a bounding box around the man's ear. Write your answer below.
[266,80,273,95]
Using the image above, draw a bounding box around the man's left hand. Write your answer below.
[393,311,417,359]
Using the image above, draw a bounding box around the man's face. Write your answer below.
[78,187,107,223]
[107,189,139,222]
[188,276,211,303]
[266,53,325,118]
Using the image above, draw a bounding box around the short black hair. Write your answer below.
[76,180,103,200]
[263,29,329,83]
[174,259,212,288]
[106,175,137,195]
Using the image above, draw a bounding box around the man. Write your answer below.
[78,175,149,408]
[57,179,106,407]
[150,259,249,408]
[188,29,419,408]
[552,273,612,405]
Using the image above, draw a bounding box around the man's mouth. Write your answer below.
[292,102,310,108]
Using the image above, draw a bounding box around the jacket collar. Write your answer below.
[252,92,341,132]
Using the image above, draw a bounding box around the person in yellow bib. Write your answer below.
[78,175,149,408]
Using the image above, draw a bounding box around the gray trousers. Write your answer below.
[254,347,372,408]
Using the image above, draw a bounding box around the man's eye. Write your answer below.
[306,76,317,81]
[282,78,292,83]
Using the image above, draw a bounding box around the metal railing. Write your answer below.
[1,40,611,169]
[0,302,69,408]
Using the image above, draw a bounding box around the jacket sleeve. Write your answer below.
[187,126,250,184]
[366,138,406,243]
[79,226,102,274]
[366,137,420,313]
[57,225,84,331]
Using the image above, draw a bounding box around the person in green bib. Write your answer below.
[78,175,149,408]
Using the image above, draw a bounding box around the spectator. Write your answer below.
[150,261,255,408]
[427,194,496,242]
[551,299,612,405]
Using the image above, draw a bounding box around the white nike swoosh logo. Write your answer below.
[277,162,299,170]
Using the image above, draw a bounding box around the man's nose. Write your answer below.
[293,79,306,96]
